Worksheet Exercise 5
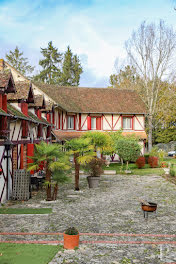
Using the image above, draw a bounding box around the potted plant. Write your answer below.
[65,137,95,191]
[64,227,79,249]
[86,158,104,188]
[27,141,71,201]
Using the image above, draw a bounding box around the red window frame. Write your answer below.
[89,116,101,130]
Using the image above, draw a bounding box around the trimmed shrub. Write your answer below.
[160,161,168,168]
[148,156,159,168]
[136,156,145,169]
[86,158,104,177]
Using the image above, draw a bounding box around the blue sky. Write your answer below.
[0,0,176,87]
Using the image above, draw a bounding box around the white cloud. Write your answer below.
[0,0,176,87]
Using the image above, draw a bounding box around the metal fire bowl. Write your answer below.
[141,202,157,212]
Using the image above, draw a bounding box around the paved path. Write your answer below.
[0,174,176,263]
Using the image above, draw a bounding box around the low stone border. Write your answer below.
[103,170,116,175]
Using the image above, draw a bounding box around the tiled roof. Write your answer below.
[7,104,31,121]
[0,70,16,93]
[34,94,45,108]
[43,100,53,112]
[34,83,147,114]
[0,71,11,88]
[7,81,30,101]
[53,130,147,141]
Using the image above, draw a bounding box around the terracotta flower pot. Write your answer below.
[63,233,79,249]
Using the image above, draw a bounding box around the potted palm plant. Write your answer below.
[65,137,95,191]
[28,141,71,201]
[86,158,104,188]
[64,227,79,249]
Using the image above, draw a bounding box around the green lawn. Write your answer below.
[0,208,52,214]
[164,157,176,164]
[103,162,164,176]
[0,243,59,264]
[102,158,176,176]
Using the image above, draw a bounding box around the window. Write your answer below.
[91,117,96,130]
[123,117,132,129]
[67,116,74,129]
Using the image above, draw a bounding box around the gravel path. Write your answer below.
[0,174,176,263]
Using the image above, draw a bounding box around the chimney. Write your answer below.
[0,59,5,71]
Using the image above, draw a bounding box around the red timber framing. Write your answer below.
[134,115,145,130]
[58,112,60,129]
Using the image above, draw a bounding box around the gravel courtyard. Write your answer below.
[1,174,176,263]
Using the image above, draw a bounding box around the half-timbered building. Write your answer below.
[0,60,52,203]
[34,83,147,154]
[0,58,147,202]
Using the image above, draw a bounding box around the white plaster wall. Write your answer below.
[103,115,112,130]
[113,115,121,130]
[29,108,35,115]
[81,114,88,130]
[11,121,21,141]
[134,115,144,131]
[63,112,67,130]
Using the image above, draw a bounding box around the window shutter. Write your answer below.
[2,94,7,112]
[87,116,91,130]
[21,102,28,116]
[27,143,34,174]
[96,117,101,130]
[46,113,51,123]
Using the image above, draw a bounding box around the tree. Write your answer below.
[114,136,141,168]
[65,137,95,191]
[28,141,70,200]
[109,65,139,89]
[6,46,34,76]
[34,44,83,86]
[60,46,83,86]
[125,20,176,151]
[34,41,62,84]
[72,54,83,86]
[153,83,176,143]
[82,131,114,154]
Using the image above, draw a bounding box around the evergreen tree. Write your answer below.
[34,41,62,84]
[5,46,34,76]
[72,54,83,86]
[60,46,73,86]
[60,46,83,86]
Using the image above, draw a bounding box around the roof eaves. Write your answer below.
[28,112,48,125]
[0,108,11,117]
[7,104,31,121]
